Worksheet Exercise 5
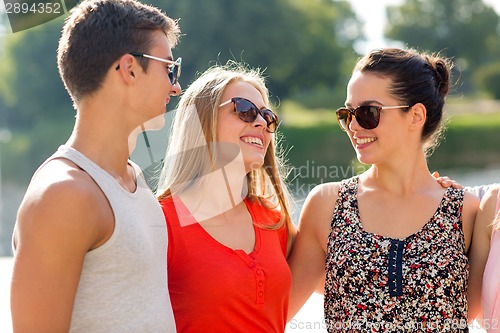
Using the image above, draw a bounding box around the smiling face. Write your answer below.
[345,71,411,165]
[217,80,272,172]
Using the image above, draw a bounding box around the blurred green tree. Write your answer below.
[145,0,362,98]
[0,18,74,182]
[385,0,500,93]
[0,0,363,128]
[474,61,500,99]
[0,17,73,129]
[0,0,363,182]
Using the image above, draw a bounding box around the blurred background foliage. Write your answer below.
[386,0,500,93]
[0,0,499,182]
[0,0,500,255]
[0,0,500,254]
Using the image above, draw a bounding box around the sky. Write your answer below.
[346,0,500,54]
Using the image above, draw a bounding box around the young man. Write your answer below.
[10,0,181,331]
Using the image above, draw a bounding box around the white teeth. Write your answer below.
[357,137,377,145]
[242,137,263,147]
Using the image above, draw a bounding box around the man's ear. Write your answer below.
[115,54,137,82]
[409,102,426,130]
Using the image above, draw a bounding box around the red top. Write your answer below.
[160,196,291,333]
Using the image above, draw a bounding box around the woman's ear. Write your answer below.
[409,102,427,130]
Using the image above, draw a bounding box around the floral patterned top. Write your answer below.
[324,177,469,332]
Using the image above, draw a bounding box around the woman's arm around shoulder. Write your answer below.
[287,182,341,320]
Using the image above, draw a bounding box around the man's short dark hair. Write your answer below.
[57,0,180,103]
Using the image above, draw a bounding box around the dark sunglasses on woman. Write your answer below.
[336,104,409,131]
[219,97,279,133]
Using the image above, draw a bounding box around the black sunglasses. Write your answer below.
[219,97,279,133]
[115,52,182,85]
[335,105,409,131]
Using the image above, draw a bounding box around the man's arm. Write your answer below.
[11,160,110,333]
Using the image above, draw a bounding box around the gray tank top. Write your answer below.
[47,145,176,332]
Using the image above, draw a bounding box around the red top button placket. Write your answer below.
[235,251,266,305]
[255,265,265,304]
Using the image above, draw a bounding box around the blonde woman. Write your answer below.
[157,62,295,333]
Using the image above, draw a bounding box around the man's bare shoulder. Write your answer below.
[14,158,111,250]
[20,158,102,212]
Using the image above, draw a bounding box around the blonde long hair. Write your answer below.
[157,61,293,233]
